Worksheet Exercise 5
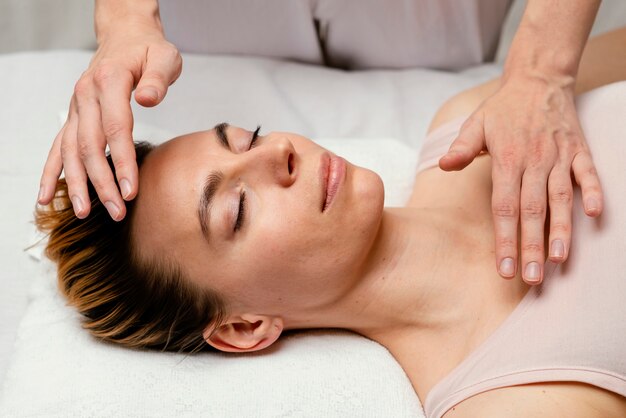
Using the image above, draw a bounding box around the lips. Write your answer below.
[320,153,346,212]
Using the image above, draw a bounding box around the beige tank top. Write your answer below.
[417,84,626,417]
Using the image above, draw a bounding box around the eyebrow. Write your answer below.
[197,122,230,243]
[214,122,230,149]
[198,171,223,243]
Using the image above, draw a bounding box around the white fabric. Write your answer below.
[1,131,424,417]
[0,50,503,416]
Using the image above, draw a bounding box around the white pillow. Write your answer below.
[0,136,424,418]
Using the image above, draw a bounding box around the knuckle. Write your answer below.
[89,176,110,192]
[496,237,517,250]
[163,42,181,59]
[103,121,127,140]
[498,148,517,168]
[575,148,591,159]
[530,144,556,168]
[550,222,571,235]
[549,186,572,204]
[493,200,518,218]
[143,69,166,85]
[496,150,523,173]
[159,41,182,62]
[530,141,545,162]
[583,184,602,195]
[586,166,598,177]
[112,157,132,173]
[92,64,118,88]
[521,200,546,219]
[77,138,95,160]
[141,69,167,86]
[63,169,85,189]
[585,184,602,195]
[73,77,92,97]
[557,137,576,155]
[60,140,74,159]
[461,116,477,131]
[522,242,543,254]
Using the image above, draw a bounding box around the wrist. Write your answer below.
[504,42,580,81]
[95,0,163,44]
[501,64,576,95]
[504,0,600,80]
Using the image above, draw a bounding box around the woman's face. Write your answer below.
[133,124,384,318]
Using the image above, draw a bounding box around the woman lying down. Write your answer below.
[36,30,626,417]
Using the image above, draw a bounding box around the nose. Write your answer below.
[238,134,296,187]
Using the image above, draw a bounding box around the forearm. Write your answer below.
[429,26,626,131]
[95,0,163,43]
[504,0,601,80]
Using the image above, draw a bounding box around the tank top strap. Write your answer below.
[416,115,469,173]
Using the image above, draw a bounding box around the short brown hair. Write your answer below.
[35,142,227,352]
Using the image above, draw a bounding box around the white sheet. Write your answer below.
[0,50,502,415]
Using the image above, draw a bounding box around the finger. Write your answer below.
[547,164,573,263]
[38,122,67,204]
[75,92,126,221]
[491,162,522,279]
[134,43,183,107]
[97,69,138,201]
[439,114,486,171]
[519,168,549,285]
[60,113,91,219]
[572,148,604,217]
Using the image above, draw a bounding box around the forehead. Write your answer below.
[131,130,220,264]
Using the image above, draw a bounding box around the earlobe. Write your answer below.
[203,314,283,353]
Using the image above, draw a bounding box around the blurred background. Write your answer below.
[1,0,625,61]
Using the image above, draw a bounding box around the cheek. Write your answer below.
[257,172,383,274]
[238,167,384,292]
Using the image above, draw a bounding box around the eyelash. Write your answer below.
[234,126,261,232]
[249,125,261,149]
[234,190,246,232]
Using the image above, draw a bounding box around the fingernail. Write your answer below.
[104,201,121,220]
[499,257,515,277]
[550,239,565,259]
[71,195,84,217]
[585,198,599,214]
[524,262,541,283]
[37,185,46,203]
[120,178,132,200]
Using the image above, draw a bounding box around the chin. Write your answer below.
[350,166,385,233]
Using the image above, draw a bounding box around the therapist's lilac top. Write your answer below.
[158,0,512,70]
[416,82,626,418]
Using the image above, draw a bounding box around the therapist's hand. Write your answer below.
[439,73,603,285]
[38,20,182,220]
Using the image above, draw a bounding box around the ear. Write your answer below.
[203,314,284,353]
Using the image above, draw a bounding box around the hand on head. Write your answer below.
[38,19,182,221]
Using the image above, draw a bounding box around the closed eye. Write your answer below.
[249,125,261,149]
[234,190,246,232]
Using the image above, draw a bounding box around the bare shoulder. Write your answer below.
[405,78,499,209]
[427,78,500,133]
[442,382,626,418]
[406,78,499,210]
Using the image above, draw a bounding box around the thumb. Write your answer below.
[439,115,486,171]
[135,44,183,108]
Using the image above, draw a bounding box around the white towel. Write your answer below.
[1,135,425,418]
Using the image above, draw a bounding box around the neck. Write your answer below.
[290,207,496,343]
